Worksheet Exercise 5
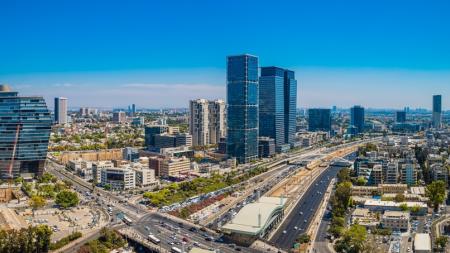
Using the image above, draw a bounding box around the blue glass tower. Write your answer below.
[259,67,297,150]
[284,69,297,145]
[308,108,331,132]
[226,54,259,163]
[351,105,365,134]
[259,67,285,149]
[432,95,442,128]
[0,85,52,179]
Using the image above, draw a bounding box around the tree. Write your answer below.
[426,180,446,211]
[38,172,55,184]
[356,176,367,186]
[297,233,311,244]
[399,203,408,211]
[436,236,448,251]
[394,193,405,203]
[29,195,46,216]
[103,184,111,191]
[14,177,24,185]
[55,190,79,209]
[337,168,351,183]
[335,224,367,253]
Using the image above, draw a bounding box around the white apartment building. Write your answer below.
[131,166,157,187]
[381,211,410,231]
[189,99,226,146]
[161,156,191,177]
[92,161,114,184]
[100,167,135,190]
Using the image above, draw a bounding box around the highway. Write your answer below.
[134,213,259,253]
[270,165,344,249]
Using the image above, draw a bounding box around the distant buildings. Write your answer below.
[308,108,331,133]
[145,125,168,147]
[112,111,126,123]
[351,105,365,134]
[432,95,442,128]
[0,85,52,179]
[149,156,190,177]
[154,133,192,149]
[395,111,406,123]
[79,107,98,116]
[259,66,297,151]
[401,163,417,186]
[54,97,68,124]
[226,54,259,163]
[189,99,226,146]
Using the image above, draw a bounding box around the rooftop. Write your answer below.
[0,84,11,92]
[222,196,287,236]
[414,233,431,251]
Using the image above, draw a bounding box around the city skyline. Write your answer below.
[1,1,450,109]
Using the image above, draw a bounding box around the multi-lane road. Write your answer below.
[270,165,343,249]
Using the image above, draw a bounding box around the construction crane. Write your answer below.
[8,124,21,184]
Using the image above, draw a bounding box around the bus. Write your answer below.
[122,215,133,225]
[171,247,182,253]
[148,234,161,244]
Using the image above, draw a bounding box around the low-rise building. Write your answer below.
[364,199,427,215]
[414,233,431,253]
[132,166,158,187]
[350,208,379,228]
[100,167,135,190]
[160,156,191,178]
[92,161,114,183]
[381,211,410,231]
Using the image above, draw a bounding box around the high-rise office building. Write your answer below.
[284,69,297,145]
[0,85,52,179]
[308,108,331,133]
[259,66,297,151]
[189,99,226,146]
[54,97,68,124]
[226,54,259,163]
[432,95,442,128]
[144,125,168,147]
[259,67,286,149]
[351,105,365,134]
[112,111,126,123]
[396,111,406,123]
[131,104,136,116]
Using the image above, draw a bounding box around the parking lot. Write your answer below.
[21,206,102,242]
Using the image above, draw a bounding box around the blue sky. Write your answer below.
[0,0,449,109]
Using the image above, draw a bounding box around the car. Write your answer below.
[304,219,307,223]
[299,211,303,215]
[235,248,242,251]
[282,230,287,234]
[205,237,212,241]
[294,226,298,230]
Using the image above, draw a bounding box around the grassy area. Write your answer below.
[143,166,268,207]
[49,232,82,250]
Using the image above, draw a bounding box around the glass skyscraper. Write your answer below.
[432,95,442,128]
[226,54,259,163]
[351,105,365,134]
[54,97,68,124]
[259,67,297,150]
[284,70,297,145]
[0,85,52,179]
[259,67,285,149]
[308,108,331,132]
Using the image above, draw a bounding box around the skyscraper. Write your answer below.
[432,95,442,128]
[284,69,297,145]
[0,85,52,179]
[259,67,285,149]
[131,104,136,116]
[396,111,406,123]
[308,108,331,133]
[351,105,365,134]
[54,97,68,124]
[189,99,226,146]
[226,54,259,163]
[259,67,297,151]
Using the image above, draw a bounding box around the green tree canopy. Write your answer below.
[426,180,446,211]
[55,190,79,209]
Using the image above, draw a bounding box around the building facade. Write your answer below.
[351,105,365,134]
[112,111,126,123]
[226,54,259,163]
[308,108,331,133]
[54,97,68,124]
[284,69,297,146]
[432,95,442,128]
[100,167,136,190]
[0,85,52,179]
[144,125,168,148]
[396,111,406,123]
[189,99,226,146]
